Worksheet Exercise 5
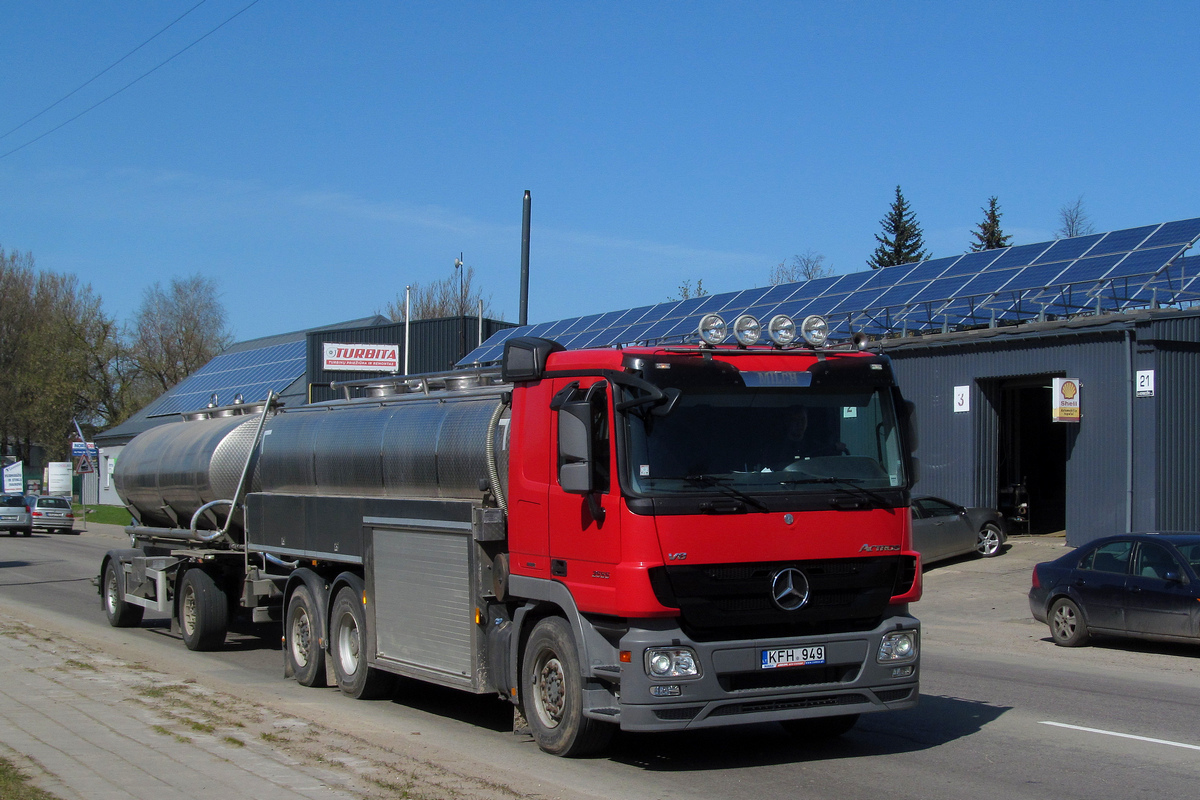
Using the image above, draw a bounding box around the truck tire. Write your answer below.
[521,616,614,757]
[329,586,394,699]
[286,585,327,687]
[102,559,144,628]
[178,568,228,651]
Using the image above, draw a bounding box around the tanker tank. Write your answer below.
[114,409,265,539]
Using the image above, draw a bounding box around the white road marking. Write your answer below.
[1040,721,1200,752]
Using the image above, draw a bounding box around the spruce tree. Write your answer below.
[970,196,1013,251]
[868,185,929,269]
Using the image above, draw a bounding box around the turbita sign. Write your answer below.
[322,343,400,373]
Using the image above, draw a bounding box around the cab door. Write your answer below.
[546,378,622,578]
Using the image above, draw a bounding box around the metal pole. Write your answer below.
[71,418,96,531]
[478,299,484,346]
[520,190,531,326]
[404,285,411,375]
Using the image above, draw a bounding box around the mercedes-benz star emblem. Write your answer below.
[770,567,810,611]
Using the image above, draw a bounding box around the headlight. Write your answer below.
[877,631,918,662]
[698,314,727,346]
[645,647,701,678]
[732,314,761,346]
[767,314,796,345]
[800,315,829,347]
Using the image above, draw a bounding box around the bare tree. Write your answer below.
[771,250,834,284]
[669,278,708,301]
[384,263,493,321]
[128,275,233,393]
[1057,196,1096,239]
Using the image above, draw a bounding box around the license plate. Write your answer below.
[46,512,62,517]
[1,515,16,521]
[761,646,825,668]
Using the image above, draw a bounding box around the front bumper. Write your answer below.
[615,615,920,731]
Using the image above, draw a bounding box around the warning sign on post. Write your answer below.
[1052,378,1081,423]
[75,457,94,474]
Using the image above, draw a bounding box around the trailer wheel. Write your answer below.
[329,587,394,699]
[521,617,614,757]
[102,559,144,628]
[178,568,228,651]
[286,585,327,687]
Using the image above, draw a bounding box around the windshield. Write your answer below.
[624,385,907,496]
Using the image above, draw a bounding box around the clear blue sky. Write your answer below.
[3,1,1199,342]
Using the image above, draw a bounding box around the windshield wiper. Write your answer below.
[777,475,891,508]
[683,474,770,513]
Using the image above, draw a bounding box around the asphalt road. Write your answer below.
[2,525,1199,800]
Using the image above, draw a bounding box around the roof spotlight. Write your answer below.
[767,314,796,345]
[800,315,829,347]
[698,313,727,346]
[732,314,761,346]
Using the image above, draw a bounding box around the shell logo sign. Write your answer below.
[1052,378,1081,423]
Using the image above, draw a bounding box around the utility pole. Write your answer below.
[454,254,466,361]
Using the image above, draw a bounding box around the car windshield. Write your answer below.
[37,497,70,509]
[624,385,906,496]
[1173,542,1200,572]
[2,495,25,508]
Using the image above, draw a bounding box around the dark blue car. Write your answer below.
[1029,533,1200,647]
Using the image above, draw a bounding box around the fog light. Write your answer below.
[650,684,681,697]
[891,665,915,678]
[800,314,829,347]
[645,647,701,678]
[877,631,918,662]
[698,314,727,346]
[767,314,796,345]
[732,314,762,346]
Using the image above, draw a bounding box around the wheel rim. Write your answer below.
[1052,603,1076,640]
[182,586,197,636]
[978,526,1000,555]
[105,569,119,615]
[291,607,312,668]
[336,611,361,676]
[532,650,566,729]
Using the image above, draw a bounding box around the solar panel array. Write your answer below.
[461,217,1200,365]
[144,340,307,417]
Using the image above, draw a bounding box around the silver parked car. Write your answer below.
[1,493,33,536]
[912,496,1006,565]
[24,495,76,533]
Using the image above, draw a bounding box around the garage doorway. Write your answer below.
[994,376,1068,535]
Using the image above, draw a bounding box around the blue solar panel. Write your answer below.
[459,217,1200,364]
[146,339,307,416]
[1031,233,1105,265]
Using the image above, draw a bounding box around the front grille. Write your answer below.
[719,665,859,692]
[649,557,901,640]
[709,692,868,717]
[653,706,702,721]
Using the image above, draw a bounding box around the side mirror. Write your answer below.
[1163,571,1182,583]
[558,400,594,494]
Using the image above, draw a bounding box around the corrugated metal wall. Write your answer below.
[1150,315,1200,530]
[306,316,514,403]
[884,328,1131,546]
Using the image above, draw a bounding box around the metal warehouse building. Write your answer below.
[879,308,1200,545]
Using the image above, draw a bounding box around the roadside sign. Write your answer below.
[75,457,94,474]
[70,441,99,457]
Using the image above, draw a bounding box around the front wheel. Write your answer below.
[102,559,144,628]
[1048,597,1089,647]
[521,617,614,757]
[976,523,1003,558]
[286,585,327,687]
[329,587,394,699]
[178,568,229,651]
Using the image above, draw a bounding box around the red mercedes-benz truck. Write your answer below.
[101,312,921,756]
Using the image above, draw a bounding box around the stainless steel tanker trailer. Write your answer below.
[99,328,922,757]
